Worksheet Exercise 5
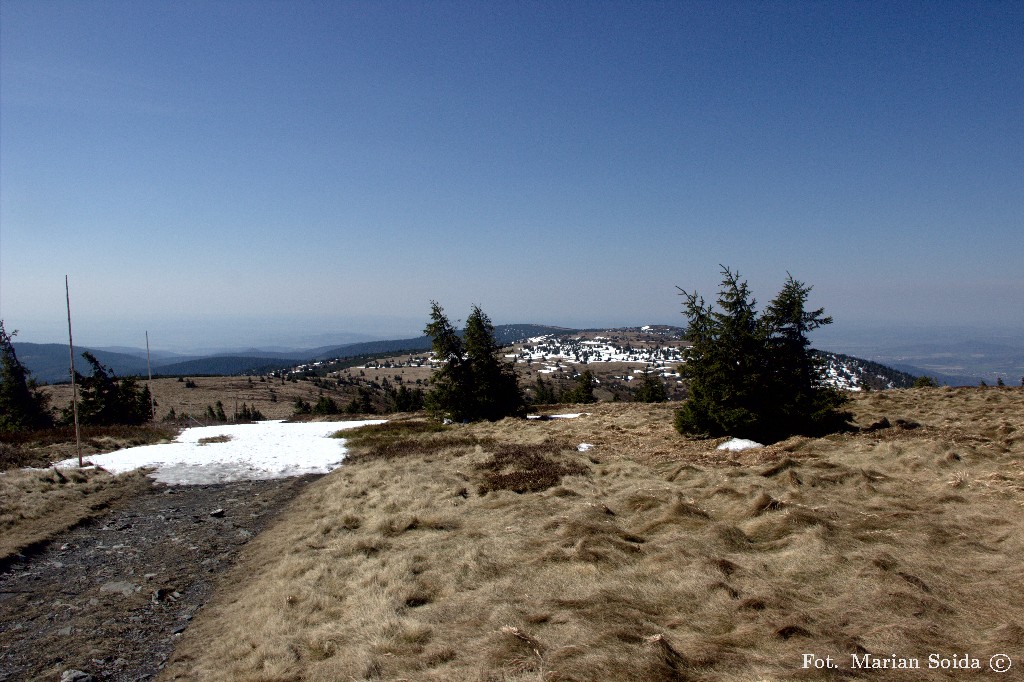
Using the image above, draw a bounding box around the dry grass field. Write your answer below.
[42,375,339,423]
[161,387,1024,681]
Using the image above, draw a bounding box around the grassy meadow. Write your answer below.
[161,387,1024,681]
[41,376,321,423]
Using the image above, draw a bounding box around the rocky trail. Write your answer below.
[0,475,321,682]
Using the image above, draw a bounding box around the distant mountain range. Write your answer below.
[12,322,1006,387]
[13,324,577,384]
[813,324,1022,386]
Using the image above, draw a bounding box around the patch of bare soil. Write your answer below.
[0,475,321,682]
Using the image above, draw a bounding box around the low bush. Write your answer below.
[476,441,589,494]
[340,420,495,462]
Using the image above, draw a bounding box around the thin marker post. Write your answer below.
[65,276,83,467]
[146,331,156,420]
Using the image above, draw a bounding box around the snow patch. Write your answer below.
[53,419,387,485]
[527,412,587,420]
[716,438,764,451]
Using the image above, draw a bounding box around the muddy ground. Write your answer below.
[0,475,321,682]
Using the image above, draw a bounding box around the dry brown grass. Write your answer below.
[0,423,178,469]
[198,434,234,445]
[0,466,153,565]
[163,388,1024,681]
[42,375,338,424]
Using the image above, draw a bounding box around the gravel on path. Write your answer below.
[0,475,322,682]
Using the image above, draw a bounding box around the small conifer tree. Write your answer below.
[423,302,525,421]
[532,376,558,404]
[675,267,849,443]
[0,321,53,432]
[561,370,598,404]
[633,365,668,403]
[313,395,340,415]
[674,269,767,439]
[71,352,153,426]
[761,274,850,439]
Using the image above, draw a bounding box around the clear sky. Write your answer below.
[2,1,1021,350]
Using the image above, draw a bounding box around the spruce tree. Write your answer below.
[313,395,340,415]
[423,302,524,421]
[561,370,598,404]
[675,268,768,439]
[634,365,668,403]
[463,305,525,420]
[674,267,849,443]
[72,352,153,426]
[423,301,471,420]
[0,321,53,432]
[385,380,424,412]
[532,376,557,404]
[761,274,850,441]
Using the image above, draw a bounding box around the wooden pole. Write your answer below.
[146,331,156,420]
[65,276,83,468]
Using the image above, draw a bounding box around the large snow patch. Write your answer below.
[53,419,386,485]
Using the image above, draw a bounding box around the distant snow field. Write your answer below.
[53,420,386,485]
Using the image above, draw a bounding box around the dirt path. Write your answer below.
[0,475,322,682]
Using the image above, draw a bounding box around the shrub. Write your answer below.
[312,395,340,415]
[476,441,589,495]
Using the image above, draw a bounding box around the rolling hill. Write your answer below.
[15,323,921,391]
[13,325,578,384]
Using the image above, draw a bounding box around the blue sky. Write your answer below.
[1,1,1021,350]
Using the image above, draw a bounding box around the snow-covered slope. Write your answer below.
[504,331,916,391]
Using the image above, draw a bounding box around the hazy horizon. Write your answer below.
[8,311,1023,358]
[2,2,1021,348]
